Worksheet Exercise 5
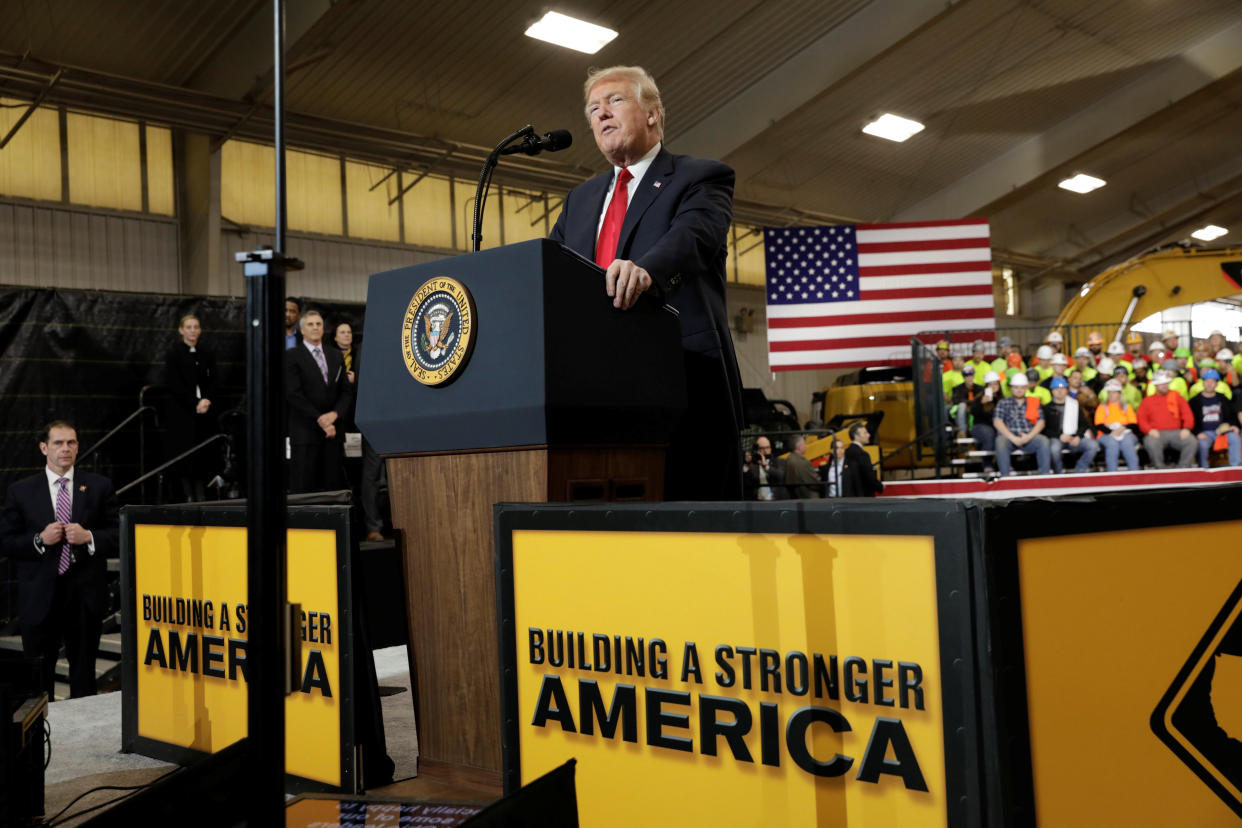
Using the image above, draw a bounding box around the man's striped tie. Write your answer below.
[55,477,72,575]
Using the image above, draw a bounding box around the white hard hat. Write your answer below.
[1009,372,1029,386]
[1106,341,1125,355]
[1152,371,1172,385]
[1103,380,1123,393]
[983,371,1001,384]
[1036,345,1053,360]
[1217,349,1234,361]
[1051,353,1068,366]
[1149,342,1165,354]
[1074,346,1091,358]
[1046,331,1063,343]
[1098,357,1115,375]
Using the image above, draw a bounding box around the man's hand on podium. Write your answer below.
[605,259,652,310]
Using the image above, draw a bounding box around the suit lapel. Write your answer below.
[568,174,611,258]
[32,474,56,527]
[617,148,673,257]
[71,472,87,524]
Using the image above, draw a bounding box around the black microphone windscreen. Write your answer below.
[544,130,572,151]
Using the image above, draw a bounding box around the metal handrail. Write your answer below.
[116,433,228,497]
[79,404,157,465]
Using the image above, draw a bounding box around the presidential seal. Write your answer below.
[401,277,476,386]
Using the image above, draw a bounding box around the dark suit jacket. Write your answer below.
[0,470,118,626]
[549,146,744,423]
[286,342,355,444]
[842,443,884,497]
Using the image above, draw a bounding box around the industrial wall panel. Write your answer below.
[67,113,143,213]
[0,100,61,202]
[145,125,175,216]
[287,149,343,236]
[0,200,177,292]
[218,229,441,302]
[500,187,546,245]
[402,174,454,250]
[221,140,276,228]
[345,160,400,243]
[454,178,498,252]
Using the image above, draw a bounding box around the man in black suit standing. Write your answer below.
[0,420,117,698]
[550,65,743,501]
[843,423,884,498]
[286,309,354,493]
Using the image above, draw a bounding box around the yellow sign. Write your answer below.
[1018,523,1242,824]
[132,524,341,787]
[510,530,947,828]
[401,276,476,386]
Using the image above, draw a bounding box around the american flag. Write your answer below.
[764,218,994,371]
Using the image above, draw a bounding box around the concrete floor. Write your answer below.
[39,645,420,826]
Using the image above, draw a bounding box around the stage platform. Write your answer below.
[881,465,1242,498]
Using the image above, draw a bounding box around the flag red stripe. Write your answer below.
[863,284,993,301]
[771,335,926,351]
[855,217,988,230]
[859,261,992,277]
[772,359,909,372]
[769,306,994,329]
[857,237,990,253]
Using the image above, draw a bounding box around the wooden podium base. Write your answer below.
[387,445,664,778]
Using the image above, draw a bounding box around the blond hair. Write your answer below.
[583,65,665,138]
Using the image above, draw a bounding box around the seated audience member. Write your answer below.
[1138,371,1197,468]
[1045,330,1064,354]
[950,364,977,436]
[970,371,1004,472]
[1105,340,1127,368]
[1131,357,1150,396]
[1086,330,1104,363]
[1090,357,1114,394]
[1113,364,1143,409]
[1066,368,1099,425]
[783,435,822,499]
[943,353,965,402]
[824,439,847,498]
[1043,378,1099,473]
[1025,368,1051,404]
[1219,349,1241,392]
[1122,331,1144,363]
[1039,353,1070,390]
[1073,347,1098,384]
[1093,380,1141,471]
[1162,328,1180,354]
[1174,347,1197,384]
[1208,330,1228,356]
[966,341,990,385]
[1032,346,1055,381]
[992,373,1051,476]
[1189,369,1241,468]
[991,337,1025,375]
[843,424,884,497]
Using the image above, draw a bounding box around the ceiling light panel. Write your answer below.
[525,11,618,54]
[1058,173,1107,194]
[861,113,925,142]
[1191,224,1228,241]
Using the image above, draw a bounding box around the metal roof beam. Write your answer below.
[669,0,955,161]
[894,20,1242,222]
[183,0,332,99]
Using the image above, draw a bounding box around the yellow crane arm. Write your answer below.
[1055,246,1242,338]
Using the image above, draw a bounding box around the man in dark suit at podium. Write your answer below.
[286,309,354,492]
[0,421,117,698]
[550,65,743,501]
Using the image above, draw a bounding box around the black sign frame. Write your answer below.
[118,503,357,795]
[493,500,983,827]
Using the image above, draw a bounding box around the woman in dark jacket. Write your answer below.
[162,313,218,501]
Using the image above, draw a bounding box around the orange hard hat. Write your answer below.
[1086,331,1104,346]
[1007,352,1023,367]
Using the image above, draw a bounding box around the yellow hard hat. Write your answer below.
[1125,331,1143,345]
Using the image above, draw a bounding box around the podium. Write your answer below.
[356,239,686,785]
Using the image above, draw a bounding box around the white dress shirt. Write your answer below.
[43,465,94,553]
[596,141,663,239]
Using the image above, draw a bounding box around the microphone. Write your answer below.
[500,129,573,156]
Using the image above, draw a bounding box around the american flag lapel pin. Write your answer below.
[79,485,86,492]
[653,181,661,188]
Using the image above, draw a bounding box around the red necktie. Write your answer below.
[594,167,632,268]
